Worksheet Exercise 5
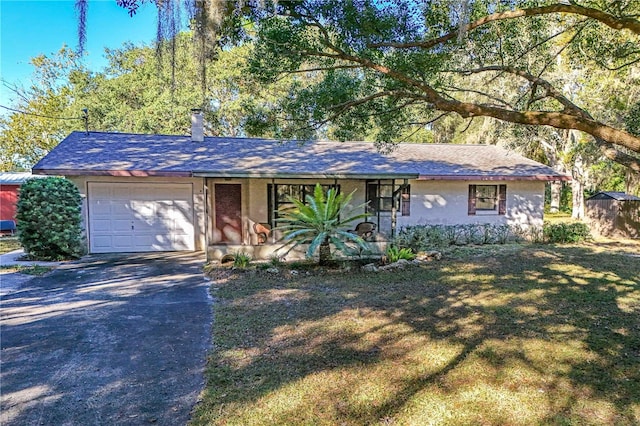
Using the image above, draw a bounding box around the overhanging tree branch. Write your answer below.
[367,3,640,50]
[300,44,640,153]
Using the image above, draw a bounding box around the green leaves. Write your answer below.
[16,177,85,260]
[1,32,302,170]
[276,183,369,265]
[626,102,640,137]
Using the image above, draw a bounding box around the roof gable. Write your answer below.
[587,191,640,201]
[33,131,569,181]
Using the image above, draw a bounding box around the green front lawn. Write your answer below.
[0,264,52,275]
[0,237,21,255]
[192,242,640,425]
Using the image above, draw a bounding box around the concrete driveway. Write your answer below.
[0,252,212,425]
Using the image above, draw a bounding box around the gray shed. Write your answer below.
[585,192,640,238]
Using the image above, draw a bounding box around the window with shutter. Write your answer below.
[468,185,477,215]
[469,184,507,215]
[401,185,411,216]
[498,184,507,215]
[367,181,411,216]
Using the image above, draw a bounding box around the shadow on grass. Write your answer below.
[197,245,639,425]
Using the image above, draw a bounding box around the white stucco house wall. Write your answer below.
[32,121,569,259]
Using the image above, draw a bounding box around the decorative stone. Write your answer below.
[362,263,378,272]
[416,251,442,261]
[427,251,442,260]
[220,254,235,264]
[266,267,280,274]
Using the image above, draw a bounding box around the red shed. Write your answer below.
[0,172,35,222]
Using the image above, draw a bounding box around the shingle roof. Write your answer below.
[32,131,569,181]
[587,191,640,201]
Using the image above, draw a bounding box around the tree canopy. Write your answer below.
[101,0,640,171]
[253,0,640,168]
[0,33,296,170]
[5,0,640,195]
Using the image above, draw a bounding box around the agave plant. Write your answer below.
[276,184,369,266]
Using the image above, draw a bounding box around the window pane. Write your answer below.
[366,184,378,212]
[381,197,393,211]
[379,185,393,197]
[303,185,316,198]
[277,185,291,202]
[476,185,497,210]
[477,185,496,198]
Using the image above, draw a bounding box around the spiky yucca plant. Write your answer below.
[276,184,369,266]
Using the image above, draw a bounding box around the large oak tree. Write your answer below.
[99,0,640,172]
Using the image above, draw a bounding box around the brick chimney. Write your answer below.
[191,108,204,142]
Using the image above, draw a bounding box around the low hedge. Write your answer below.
[542,222,591,243]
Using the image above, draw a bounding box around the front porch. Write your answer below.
[199,176,412,261]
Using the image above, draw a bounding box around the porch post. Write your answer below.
[391,179,397,239]
[204,180,210,260]
[391,179,410,240]
[271,178,277,244]
[376,179,381,231]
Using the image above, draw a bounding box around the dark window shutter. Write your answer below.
[267,184,273,226]
[366,182,378,213]
[498,184,507,215]
[401,185,411,216]
[468,185,476,215]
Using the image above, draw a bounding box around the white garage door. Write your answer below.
[88,182,195,253]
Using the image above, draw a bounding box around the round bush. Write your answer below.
[16,177,85,260]
[542,222,591,244]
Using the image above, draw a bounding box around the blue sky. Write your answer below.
[0,0,162,106]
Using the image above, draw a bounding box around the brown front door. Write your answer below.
[213,184,242,244]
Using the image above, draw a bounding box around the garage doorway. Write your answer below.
[87,182,195,253]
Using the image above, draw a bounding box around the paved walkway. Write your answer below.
[0,252,212,426]
[0,248,65,267]
[0,249,66,296]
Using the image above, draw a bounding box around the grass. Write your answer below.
[0,264,53,275]
[544,211,573,223]
[0,237,21,255]
[192,241,640,426]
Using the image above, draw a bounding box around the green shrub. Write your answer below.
[269,255,284,267]
[394,225,448,251]
[529,226,545,243]
[461,224,482,245]
[394,224,515,251]
[385,246,416,263]
[543,222,590,243]
[16,177,85,260]
[493,224,511,244]
[276,184,368,266]
[233,252,252,268]
[443,225,461,245]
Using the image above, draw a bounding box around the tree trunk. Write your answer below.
[550,181,562,213]
[571,180,584,219]
[318,240,331,266]
[571,155,586,219]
